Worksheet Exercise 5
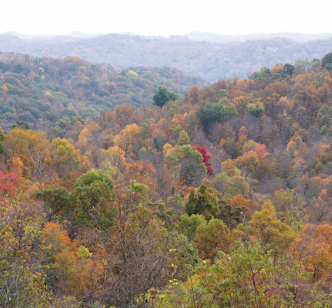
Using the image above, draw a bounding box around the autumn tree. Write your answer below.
[39,169,116,229]
[191,143,214,176]
[177,130,190,145]
[240,201,295,257]
[212,168,252,199]
[99,205,172,307]
[291,224,332,285]
[69,169,116,228]
[218,194,258,227]
[40,222,103,298]
[273,189,307,232]
[193,218,233,261]
[166,144,207,188]
[185,182,220,220]
[235,150,259,175]
[113,123,141,153]
[187,84,200,104]
[178,214,207,241]
[0,171,19,202]
[52,137,81,180]
[5,128,54,182]
[156,240,307,307]
[0,201,49,307]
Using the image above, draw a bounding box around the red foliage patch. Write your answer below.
[191,144,214,176]
[0,171,19,201]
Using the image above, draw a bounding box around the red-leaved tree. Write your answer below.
[0,171,19,201]
[191,144,214,176]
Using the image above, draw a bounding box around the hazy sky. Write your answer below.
[1,0,331,37]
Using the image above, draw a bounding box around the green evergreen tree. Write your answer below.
[153,86,178,107]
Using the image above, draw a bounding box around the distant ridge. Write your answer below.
[185,31,332,43]
[1,32,332,82]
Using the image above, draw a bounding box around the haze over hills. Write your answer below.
[185,32,332,43]
[4,31,331,43]
[1,32,332,82]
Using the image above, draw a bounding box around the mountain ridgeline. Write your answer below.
[1,32,332,82]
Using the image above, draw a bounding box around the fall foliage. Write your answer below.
[2,50,332,307]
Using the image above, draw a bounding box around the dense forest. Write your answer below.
[3,50,332,307]
[1,33,332,81]
[0,52,206,130]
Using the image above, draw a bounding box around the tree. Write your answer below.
[322,52,332,70]
[52,137,81,180]
[177,130,190,145]
[283,63,295,75]
[185,183,220,220]
[197,102,237,132]
[193,218,233,261]
[37,187,71,220]
[0,171,19,202]
[100,205,172,308]
[39,169,116,228]
[235,150,259,175]
[114,123,141,153]
[11,120,30,130]
[178,214,207,241]
[0,202,49,307]
[166,144,207,187]
[69,169,116,228]
[291,224,332,285]
[5,128,53,182]
[187,85,200,104]
[273,189,307,232]
[191,144,214,176]
[40,222,103,298]
[241,201,295,257]
[212,168,252,200]
[156,240,306,308]
[153,86,178,107]
[0,126,5,155]
[250,66,271,82]
[2,84,8,93]
[218,194,258,227]
[247,103,264,118]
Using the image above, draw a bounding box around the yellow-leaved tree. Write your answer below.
[5,128,54,182]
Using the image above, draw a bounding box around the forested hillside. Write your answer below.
[0,52,206,130]
[3,52,332,307]
[1,33,332,81]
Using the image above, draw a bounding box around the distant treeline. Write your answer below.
[1,33,332,81]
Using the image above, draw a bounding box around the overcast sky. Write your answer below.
[1,0,331,37]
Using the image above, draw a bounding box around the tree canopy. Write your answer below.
[153,86,178,107]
